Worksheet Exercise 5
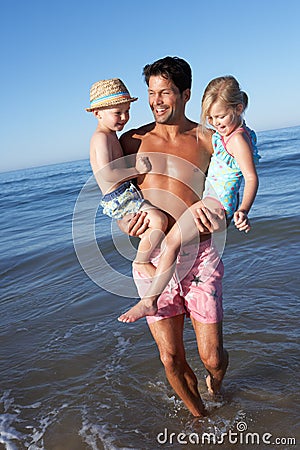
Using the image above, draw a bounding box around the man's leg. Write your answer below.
[191,319,229,394]
[149,314,206,417]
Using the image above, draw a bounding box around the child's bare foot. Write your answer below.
[118,298,157,323]
[133,261,156,278]
[206,374,224,397]
[206,374,214,395]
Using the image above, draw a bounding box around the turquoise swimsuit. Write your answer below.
[203,122,260,219]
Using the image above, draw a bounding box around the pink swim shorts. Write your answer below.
[133,239,224,324]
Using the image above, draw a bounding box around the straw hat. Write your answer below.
[86,78,138,112]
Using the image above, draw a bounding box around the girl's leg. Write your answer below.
[142,204,202,299]
[118,224,181,323]
[118,205,200,323]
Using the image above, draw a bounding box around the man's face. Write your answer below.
[148,75,188,125]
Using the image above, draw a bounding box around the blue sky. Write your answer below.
[1,0,299,172]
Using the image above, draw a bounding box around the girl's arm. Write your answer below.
[227,132,259,232]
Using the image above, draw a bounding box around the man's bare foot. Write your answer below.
[133,261,156,278]
[118,298,158,323]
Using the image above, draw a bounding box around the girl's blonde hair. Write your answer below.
[201,76,248,126]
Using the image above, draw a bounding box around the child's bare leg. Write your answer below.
[118,212,193,323]
[118,208,167,323]
[118,230,163,322]
[140,205,202,299]
[118,202,217,323]
[119,199,226,323]
[133,207,167,278]
[133,229,161,278]
[118,294,158,323]
[118,221,189,323]
[119,235,166,322]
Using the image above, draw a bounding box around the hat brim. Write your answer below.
[86,97,138,112]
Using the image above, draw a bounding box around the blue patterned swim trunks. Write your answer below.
[100,181,145,219]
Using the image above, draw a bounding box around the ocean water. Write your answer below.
[0,126,299,450]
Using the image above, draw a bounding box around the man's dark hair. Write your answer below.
[143,56,192,93]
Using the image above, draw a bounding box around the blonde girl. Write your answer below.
[201,75,260,231]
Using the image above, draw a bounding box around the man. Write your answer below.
[119,56,228,417]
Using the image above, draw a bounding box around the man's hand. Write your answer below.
[193,198,226,233]
[117,211,150,236]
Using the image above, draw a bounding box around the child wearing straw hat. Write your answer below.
[87,78,168,311]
